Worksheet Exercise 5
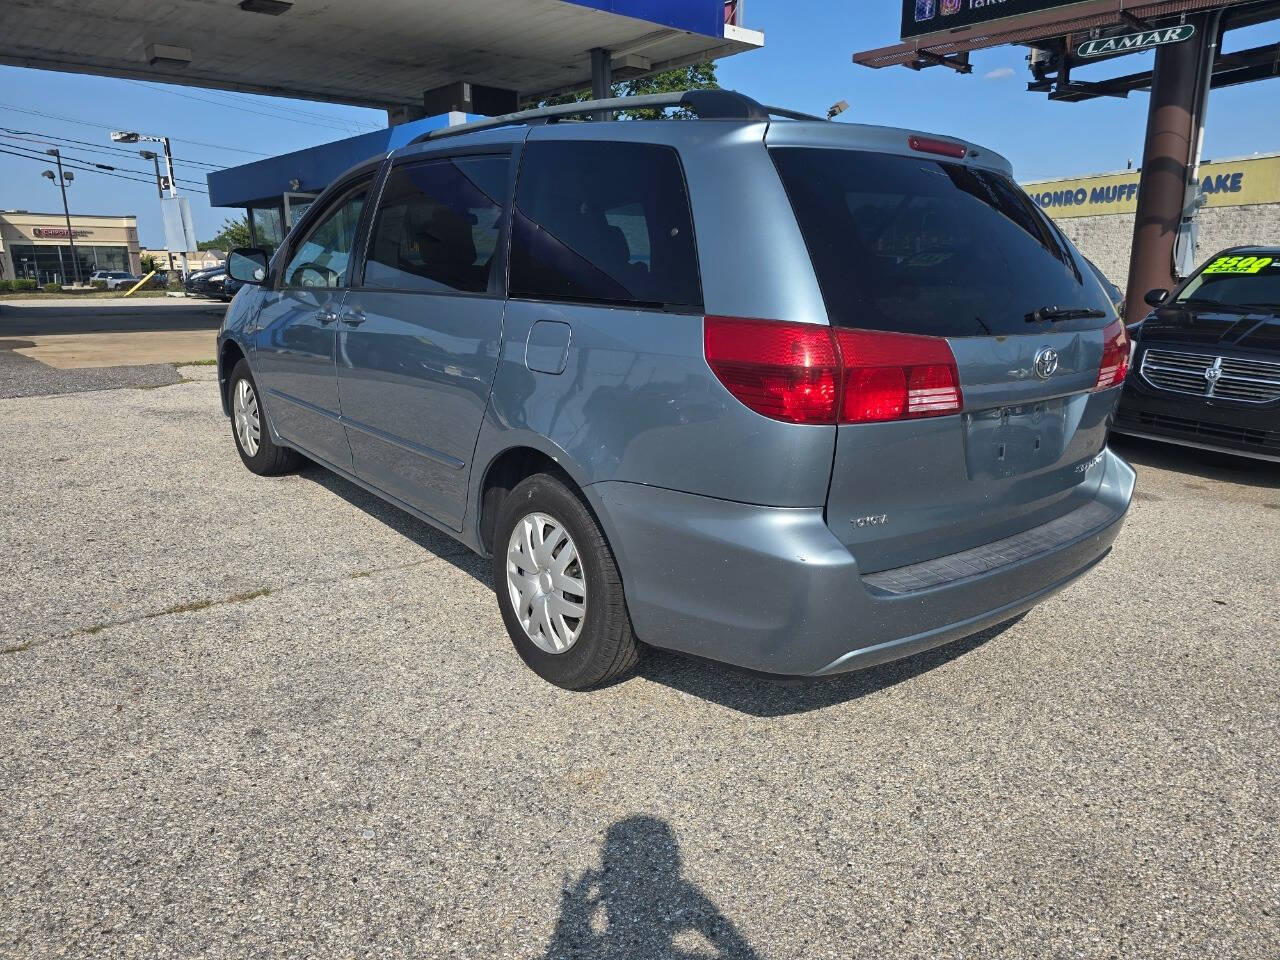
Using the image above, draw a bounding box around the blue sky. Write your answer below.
[1,1,1276,248]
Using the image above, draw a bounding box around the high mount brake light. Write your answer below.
[908,135,968,160]
[1095,319,1130,391]
[704,318,963,425]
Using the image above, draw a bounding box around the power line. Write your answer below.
[136,81,382,134]
[121,79,380,135]
[0,126,224,169]
[0,133,209,186]
[0,144,209,194]
[0,100,269,157]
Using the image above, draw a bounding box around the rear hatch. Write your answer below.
[770,136,1124,573]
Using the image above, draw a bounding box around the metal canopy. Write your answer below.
[0,0,763,110]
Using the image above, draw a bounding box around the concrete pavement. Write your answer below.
[1,370,1277,959]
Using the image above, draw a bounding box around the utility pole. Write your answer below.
[160,137,189,281]
[43,149,82,285]
[111,130,190,281]
[140,149,175,273]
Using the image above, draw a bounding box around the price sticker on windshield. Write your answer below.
[1203,255,1275,275]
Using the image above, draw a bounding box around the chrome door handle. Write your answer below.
[340,311,366,327]
[315,308,338,325]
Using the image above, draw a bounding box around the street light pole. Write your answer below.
[112,130,190,282]
[140,149,164,198]
[44,149,82,286]
[160,137,189,281]
[139,150,175,273]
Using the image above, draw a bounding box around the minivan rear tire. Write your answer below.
[493,473,640,689]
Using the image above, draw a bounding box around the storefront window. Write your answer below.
[88,245,129,272]
[248,203,285,255]
[7,243,118,285]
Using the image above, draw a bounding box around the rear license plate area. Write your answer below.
[964,399,1068,480]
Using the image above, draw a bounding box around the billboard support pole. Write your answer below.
[1124,15,1208,324]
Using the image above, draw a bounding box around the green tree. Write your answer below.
[539,62,719,119]
[199,215,252,251]
[140,254,159,273]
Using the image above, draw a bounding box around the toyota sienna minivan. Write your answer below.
[219,90,1134,689]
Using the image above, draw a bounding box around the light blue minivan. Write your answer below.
[220,90,1134,689]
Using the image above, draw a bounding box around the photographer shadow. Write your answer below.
[544,815,762,960]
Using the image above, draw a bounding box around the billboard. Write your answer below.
[902,0,1089,41]
[1023,155,1280,219]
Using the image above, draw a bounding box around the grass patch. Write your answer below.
[59,587,277,643]
[230,587,273,602]
[178,358,218,366]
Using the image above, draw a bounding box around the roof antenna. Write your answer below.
[827,100,850,120]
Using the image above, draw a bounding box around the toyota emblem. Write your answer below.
[1034,347,1060,380]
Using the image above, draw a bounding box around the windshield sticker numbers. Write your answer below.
[1203,255,1275,275]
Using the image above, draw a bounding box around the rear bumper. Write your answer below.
[589,448,1134,676]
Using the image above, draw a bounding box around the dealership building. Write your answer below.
[1024,153,1280,289]
[0,210,142,284]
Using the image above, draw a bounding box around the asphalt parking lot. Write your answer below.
[2,365,1278,959]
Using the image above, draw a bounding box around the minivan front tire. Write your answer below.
[228,359,301,476]
[493,473,640,689]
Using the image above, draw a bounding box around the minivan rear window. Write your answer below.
[772,148,1109,337]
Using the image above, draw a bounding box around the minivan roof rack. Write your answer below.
[408,89,824,145]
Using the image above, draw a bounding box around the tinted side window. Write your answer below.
[281,183,369,289]
[509,141,701,309]
[363,156,509,294]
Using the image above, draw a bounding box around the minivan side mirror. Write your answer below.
[1143,288,1170,307]
[228,247,270,284]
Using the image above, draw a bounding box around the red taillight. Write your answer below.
[908,135,968,160]
[703,316,838,424]
[835,328,963,423]
[1095,319,1129,391]
[704,318,962,425]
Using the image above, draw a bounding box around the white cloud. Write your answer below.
[984,67,1015,81]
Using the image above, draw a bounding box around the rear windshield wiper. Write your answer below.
[1025,306,1107,324]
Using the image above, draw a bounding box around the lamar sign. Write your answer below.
[1078,24,1196,58]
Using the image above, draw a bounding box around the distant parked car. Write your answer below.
[1084,258,1125,314]
[1115,246,1280,462]
[89,270,141,290]
[185,265,241,301]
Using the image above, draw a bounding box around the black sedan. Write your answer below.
[1115,246,1280,462]
[184,264,244,302]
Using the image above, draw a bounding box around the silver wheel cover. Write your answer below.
[506,512,587,654]
[233,377,261,457]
